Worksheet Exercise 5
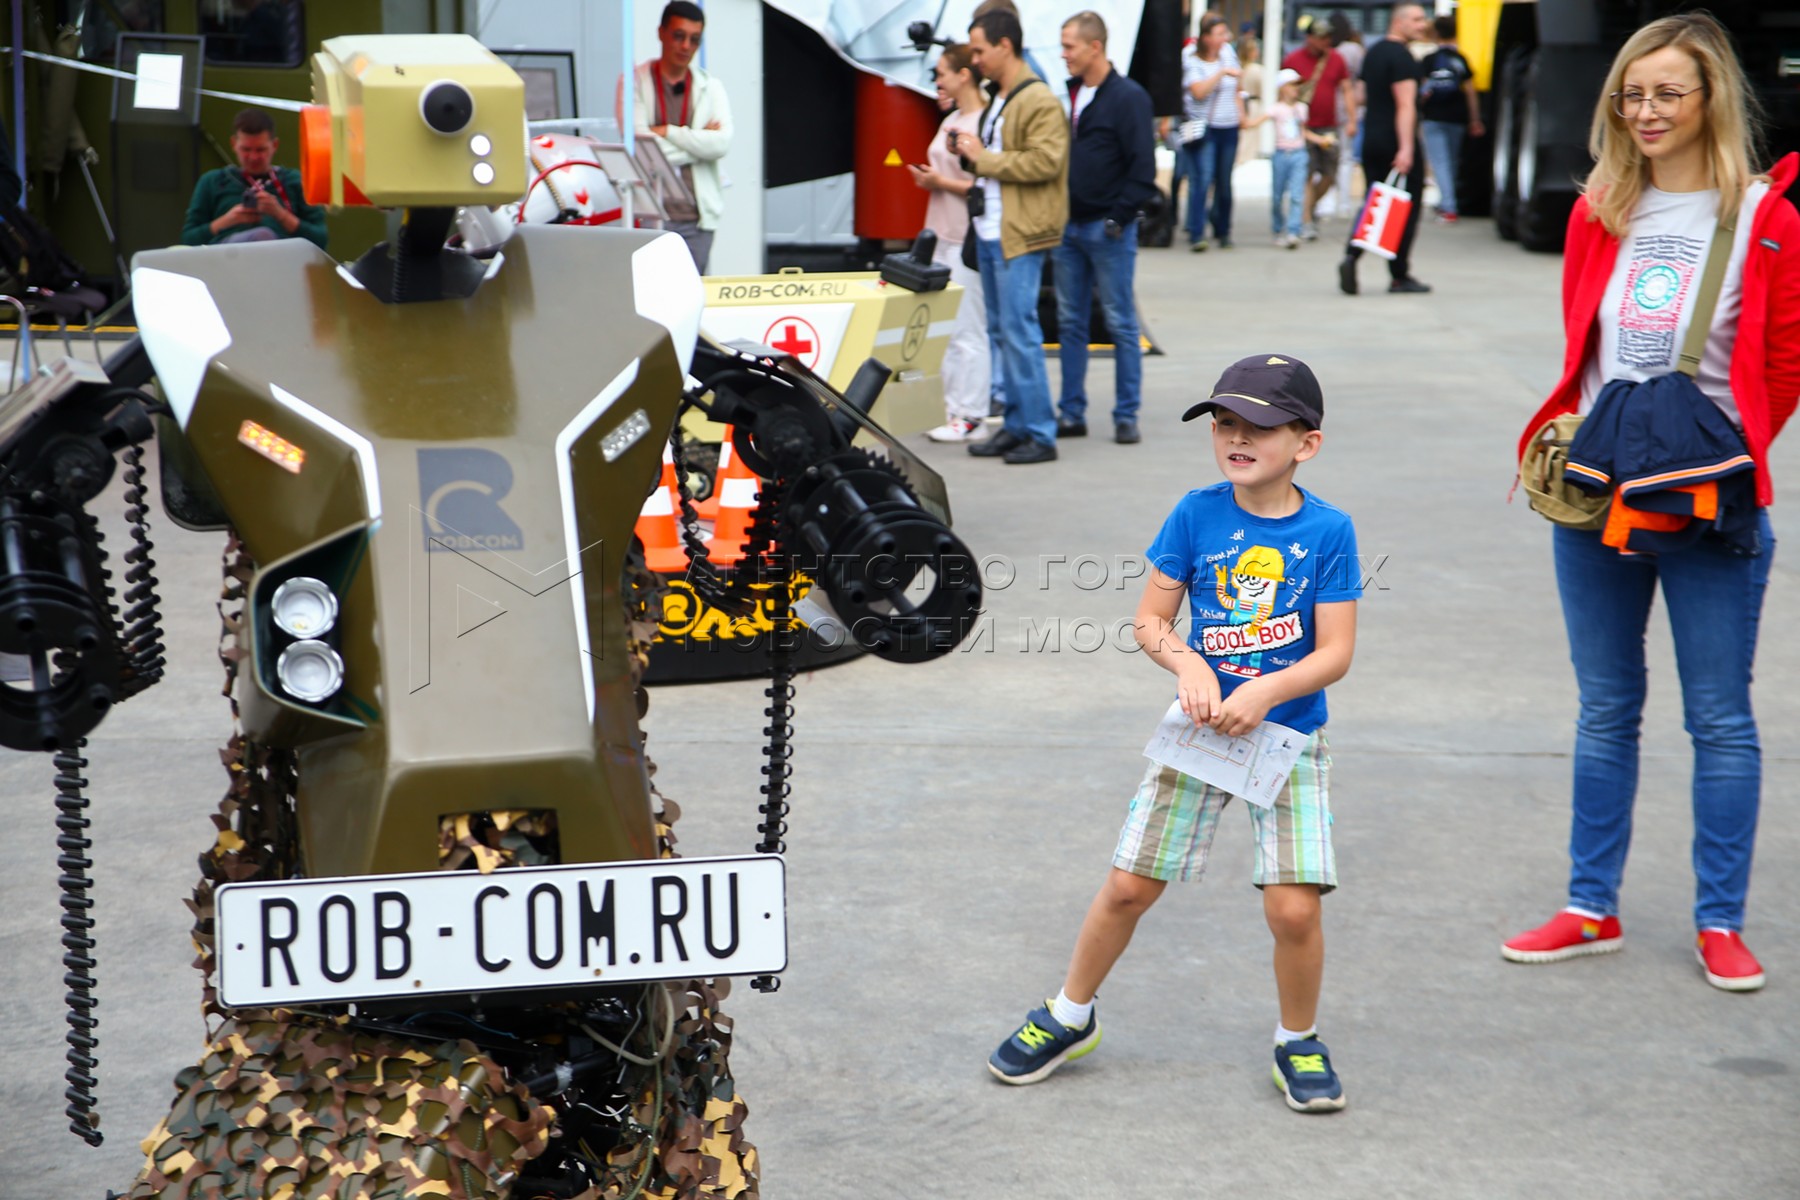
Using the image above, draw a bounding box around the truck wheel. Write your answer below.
[1491,48,1531,242]
[1514,45,1612,254]
[1515,89,1574,253]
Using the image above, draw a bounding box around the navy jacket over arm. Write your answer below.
[1066,67,1157,226]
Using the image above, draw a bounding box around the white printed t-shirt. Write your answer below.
[972,94,1007,242]
[1581,182,1766,427]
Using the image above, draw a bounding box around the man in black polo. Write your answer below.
[1054,9,1155,444]
[1338,3,1433,295]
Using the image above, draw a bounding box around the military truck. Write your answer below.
[1471,0,1800,252]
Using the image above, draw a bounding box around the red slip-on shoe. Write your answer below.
[1697,930,1765,992]
[1502,910,1624,963]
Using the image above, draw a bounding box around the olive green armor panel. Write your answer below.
[132,226,693,875]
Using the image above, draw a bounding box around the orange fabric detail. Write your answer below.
[1686,483,1719,520]
[1602,495,1689,551]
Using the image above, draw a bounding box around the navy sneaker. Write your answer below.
[988,1001,1101,1085]
[1272,1036,1347,1112]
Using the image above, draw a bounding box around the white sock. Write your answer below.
[1275,1023,1316,1046]
[1563,905,1606,920]
[1050,989,1093,1031]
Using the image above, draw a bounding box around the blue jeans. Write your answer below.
[1270,148,1307,237]
[1053,218,1141,425]
[1181,127,1239,244]
[1553,512,1774,931]
[976,237,1055,446]
[1420,120,1466,216]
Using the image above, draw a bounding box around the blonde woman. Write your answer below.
[1506,12,1800,991]
[908,43,991,442]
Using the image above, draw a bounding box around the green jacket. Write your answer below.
[181,165,328,250]
[967,68,1070,259]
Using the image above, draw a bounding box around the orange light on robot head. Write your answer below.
[238,420,306,473]
[299,103,372,208]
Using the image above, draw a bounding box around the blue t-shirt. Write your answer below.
[1145,483,1362,734]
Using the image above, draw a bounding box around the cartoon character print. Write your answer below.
[1214,544,1286,676]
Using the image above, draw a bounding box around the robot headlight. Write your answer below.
[270,577,338,639]
[276,639,345,703]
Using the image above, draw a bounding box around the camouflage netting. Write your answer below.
[604,979,758,1200]
[131,536,759,1199]
[127,1020,555,1200]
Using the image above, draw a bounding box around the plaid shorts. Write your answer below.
[1111,729,1336,891]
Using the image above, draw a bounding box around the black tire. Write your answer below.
[1491,47,1531,242]
[1139,184,1175,249]
[1515,45,1614,254]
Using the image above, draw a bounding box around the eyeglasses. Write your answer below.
[1610,86,1703,119]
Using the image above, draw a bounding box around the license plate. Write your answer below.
[215,855,786,1008]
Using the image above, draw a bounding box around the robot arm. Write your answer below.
[679,340,981,664]
[0,339,166,752]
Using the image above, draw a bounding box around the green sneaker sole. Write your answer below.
[988,1024,1102,1086]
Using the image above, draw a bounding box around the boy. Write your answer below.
[987,353,1361,1112]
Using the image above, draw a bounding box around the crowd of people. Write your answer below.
[913,3,1154,463]
[913,3,1494,461]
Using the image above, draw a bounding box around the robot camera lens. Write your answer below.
[420,81,476,134]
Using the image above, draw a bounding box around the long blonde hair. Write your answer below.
[1584,11,1765,237]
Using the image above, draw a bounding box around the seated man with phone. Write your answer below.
[181,107,328,249]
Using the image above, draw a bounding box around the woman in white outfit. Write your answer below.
[909,43,992,442]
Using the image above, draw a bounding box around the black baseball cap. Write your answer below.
[1180,353,1325,430]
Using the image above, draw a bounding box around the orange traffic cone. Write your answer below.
[693,433,732,524]
[635,442,692,574]
[708,438,763,566]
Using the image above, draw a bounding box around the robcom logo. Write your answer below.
[418,448,525,553]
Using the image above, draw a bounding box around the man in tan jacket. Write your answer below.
[949,7,1069,464]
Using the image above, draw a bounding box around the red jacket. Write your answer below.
[1518,153,1800,506]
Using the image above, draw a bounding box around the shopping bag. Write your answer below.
[1349,172,1413,261]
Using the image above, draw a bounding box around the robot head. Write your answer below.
[301,34,526,209]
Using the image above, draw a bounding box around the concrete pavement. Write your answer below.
[2,215,1796,1198]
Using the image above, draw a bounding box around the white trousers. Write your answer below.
[933,238,991,423]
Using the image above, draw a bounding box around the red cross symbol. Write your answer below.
[764,317,821,368]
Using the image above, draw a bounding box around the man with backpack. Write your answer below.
[1418,14,1484,224]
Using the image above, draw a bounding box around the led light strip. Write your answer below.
[269,384,383,521]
